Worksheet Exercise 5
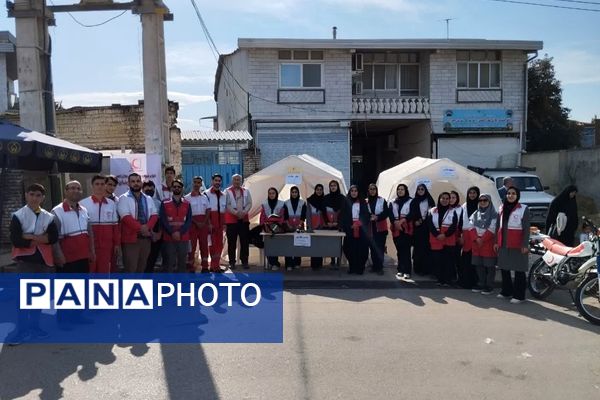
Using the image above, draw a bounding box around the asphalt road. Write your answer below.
[0,286,598,400]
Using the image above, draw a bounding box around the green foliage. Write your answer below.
[527,56,581,151]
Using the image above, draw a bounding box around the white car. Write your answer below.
[482,170,555,229]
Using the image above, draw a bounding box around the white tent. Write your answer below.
[376,157,502,209]
[245,154,348,224]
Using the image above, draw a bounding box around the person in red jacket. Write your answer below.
[160,179,192,272]
[469,193,498,294]
[428,192,458,286]
[205,173,226,272]
[80,175,120,273]
[117,173,159,273]
[185,176,210,272]
[224,174,252,270]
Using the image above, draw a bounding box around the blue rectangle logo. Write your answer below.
[443,109,513,131]
[0,274,283,344]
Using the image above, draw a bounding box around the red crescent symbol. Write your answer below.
[131,158,141,170]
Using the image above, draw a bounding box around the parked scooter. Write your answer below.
[527,217,599,301]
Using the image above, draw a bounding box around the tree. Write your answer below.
[527,56,581,151]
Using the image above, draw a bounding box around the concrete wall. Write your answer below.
[246,48,351,118]
[383,121,431,169]
[523,147,600,209]
[216,50,249,131]
[0,54,8,112]
[437,136,520,168]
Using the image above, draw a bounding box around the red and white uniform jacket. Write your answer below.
[497,203,527,249]
[325,206,340,226]
[428,207,458,250]
[367,196,388,234]
[284,199,306,229]
[390,199,413,238]
[224,186,252,224]
[160,181,172,201]
[454,205,474,252]
[469,214,497,258]
[117,191,158,243]
[52,201,91,263]
[11,206,55,266]
[204,187,226,229]
[308,202,325,229]
[161,199,192,242]
[184,191,209,223]
[260,200,285,225]
[80,195,120,251]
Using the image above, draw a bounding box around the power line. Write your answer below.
[484,0,600,12]
[48,1,130,27]
[555,0,600,5]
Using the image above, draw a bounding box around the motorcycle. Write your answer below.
[574,257,600,325]
[527,217,599,301]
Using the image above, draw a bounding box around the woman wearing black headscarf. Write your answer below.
[546,185,578,246]
[428,192,458,286]
[366,183,388,275]
[458,186,481,288]
[324,180,345,267]
[283,186,307,271]
[307,184,326,269]
[340,185,370,275]
[260,187,285,271]
[409,184,436,275]
[495,186,530,303]
[389,184,413,279]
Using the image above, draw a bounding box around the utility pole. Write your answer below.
[443,18,455,40]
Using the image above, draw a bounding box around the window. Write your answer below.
[457,50,501,89]
[278,50,324,88]
[361,63,419,95]
[280,63,322,88]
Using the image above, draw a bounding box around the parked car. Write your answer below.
[481,169,554,229]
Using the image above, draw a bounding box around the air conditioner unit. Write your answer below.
[352,81,363,95]
[352,53,364,72]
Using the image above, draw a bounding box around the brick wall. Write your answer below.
[242,147,261,178]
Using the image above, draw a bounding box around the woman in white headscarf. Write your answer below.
[469,193,498,295]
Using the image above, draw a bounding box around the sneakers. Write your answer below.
[286,266,293,271]
[404,274,411,279]
[271,265,279,271]
[6,330,31,346]
[472,287,482,293]
[481,289,493,295]
[395,273,403,280]
[510,298,525,304]
[497,293,511,299]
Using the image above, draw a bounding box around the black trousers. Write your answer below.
[412,224,430,275]
[311,257,323,269]
[369,232,387,272]
[146,238,163,273]
[285,257,301,268]
[459,251,478,289]
[226,221,250,265]
[393,234,412,274]
[500,269,527,300]
[344,234,369,274]
[57,258,89,324]
[432,246,455,284]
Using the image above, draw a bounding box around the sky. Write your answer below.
[1,0,598,131]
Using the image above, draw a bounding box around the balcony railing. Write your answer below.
[351,97,430,115]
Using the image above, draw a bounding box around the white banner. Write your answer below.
[109,154,162,197]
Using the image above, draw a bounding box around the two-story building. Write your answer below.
[214,38,543,187]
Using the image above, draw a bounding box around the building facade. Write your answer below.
[215,38,543,187]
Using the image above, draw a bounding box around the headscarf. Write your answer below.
[546,184,578,232]
[289,186,300,212]
[472,193,497,230]
[466,186,481,217]
[347,184,361,202]
[449,191,460,208]
[501,186,520,224]
[367,184,379,212]
[394,184,411,210]
[267,187,279,212]
[436,192,451,228]
[324,180,344,211]
[409,183,435,220]
[307,184,326,213]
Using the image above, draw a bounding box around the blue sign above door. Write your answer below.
[443,109,513,132]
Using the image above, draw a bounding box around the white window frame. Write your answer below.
[279,63,324,89]
[457,61,502,89]
[361,63,420,96]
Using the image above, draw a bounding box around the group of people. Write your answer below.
[10,167,256,278]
